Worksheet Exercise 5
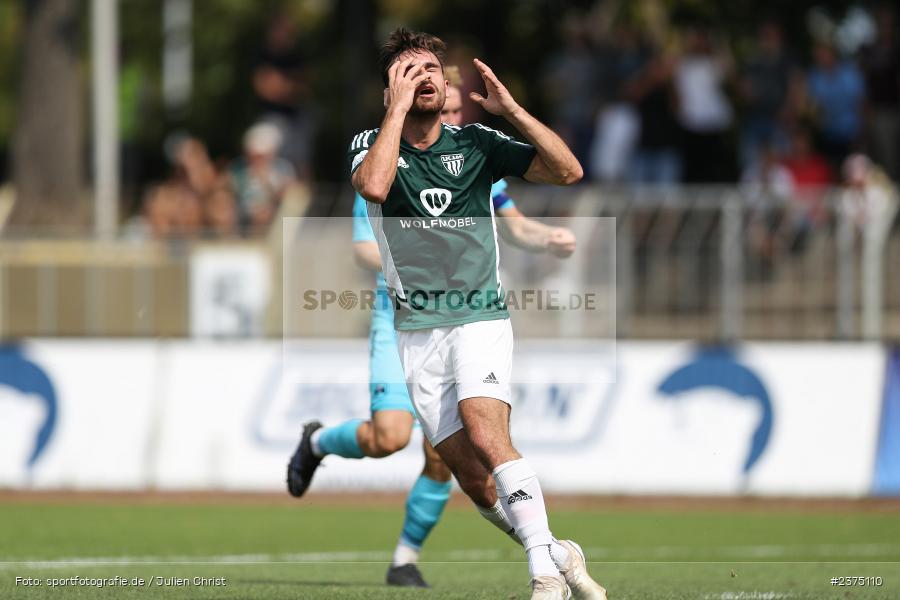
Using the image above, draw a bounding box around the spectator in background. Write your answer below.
[841,153,899,338]
[229,122,295,234]
[779,127,832,250]
[587,25,644,182]
[806,41,865,169]
[674,25,736,182]
[539,15,599,173]
[860,5,900,180]
[742,144,794,204]
[253,11,312,181]
[624,43,682,185]
[842,153,899,236]
[145,135,236,238]
[781,127,832,192]
[738,21,793,170]
[740,144,794,270]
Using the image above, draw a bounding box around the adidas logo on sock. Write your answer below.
[506,489,533,505]
[483,372,499,384]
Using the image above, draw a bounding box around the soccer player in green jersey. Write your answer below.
[318,28,604,599]
[354,29,605,600]
[288,66,580,590]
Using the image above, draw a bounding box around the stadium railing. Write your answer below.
[0,184,897,341]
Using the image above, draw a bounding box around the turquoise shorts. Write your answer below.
[369,315,415,415]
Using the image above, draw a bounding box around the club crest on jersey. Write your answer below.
[419,188,452,217]
[440,153,465,177]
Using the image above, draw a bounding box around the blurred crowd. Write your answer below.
[541,7,899,191]
[137,5,900,241]
[534,4,900,270]
[142,122,297,238]
[139,12,309,239]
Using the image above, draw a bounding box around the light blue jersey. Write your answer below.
[353,193,407,411]
[491,179,515,212]
[352,194,392,328]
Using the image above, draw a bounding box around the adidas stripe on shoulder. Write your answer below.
[350,128,379,150]
[466,123,511,141]
[349,129,379,173]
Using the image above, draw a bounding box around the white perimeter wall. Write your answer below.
[0,340,884,496]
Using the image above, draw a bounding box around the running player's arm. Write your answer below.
[496,205,576,258]
[492,183,575,257]
[351,58,429,203]
[353,242,382,271]
[469,58,582,186]
[351,193,383,271]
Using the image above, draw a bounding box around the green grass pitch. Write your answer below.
[1,497,899,599]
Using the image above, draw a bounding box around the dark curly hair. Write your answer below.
[378,27,446,85]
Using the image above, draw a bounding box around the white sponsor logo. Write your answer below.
[351,150,368,171]
[440,153,465,177]
[398,156,409,169]
[419,188,452,217]
[399,216,476,229]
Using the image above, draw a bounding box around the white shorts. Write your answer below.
[396,318,513,446]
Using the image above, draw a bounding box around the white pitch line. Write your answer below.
[701,594,796,600]
[2,542,898,570]
[0,551,395,570]
[582,542,900,560]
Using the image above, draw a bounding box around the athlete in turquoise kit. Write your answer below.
[288,65,576,589]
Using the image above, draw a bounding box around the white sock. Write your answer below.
[549,537,570,569]
[493,458,557,577]
[527,545,557,579]
[391,538,420,566]
[310,429,324,458]
[476,501,523,545]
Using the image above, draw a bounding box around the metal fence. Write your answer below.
[0,183,897,340]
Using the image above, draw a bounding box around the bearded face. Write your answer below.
[399,50,448,116]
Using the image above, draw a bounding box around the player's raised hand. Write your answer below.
[469,58,520,117]
[385,57,429,113]
[546,227,576,258]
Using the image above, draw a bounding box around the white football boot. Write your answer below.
[530,574,569,600]
[556,540,607,599]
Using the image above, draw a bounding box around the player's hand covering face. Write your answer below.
[385,51,446,115]
[469,58,521,117]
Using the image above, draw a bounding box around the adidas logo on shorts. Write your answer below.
[507,489,533,505]
[483,372,499,384]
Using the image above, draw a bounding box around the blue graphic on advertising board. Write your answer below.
[873,350,900,496]
[658,347,773,475]
[0,346,57,468]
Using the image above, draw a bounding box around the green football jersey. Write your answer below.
[347,122,536,330]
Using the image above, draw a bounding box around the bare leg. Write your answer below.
[458,396,519,468]
[433,429,497,508]
[422,438,452,482]
[356,410,414,457]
